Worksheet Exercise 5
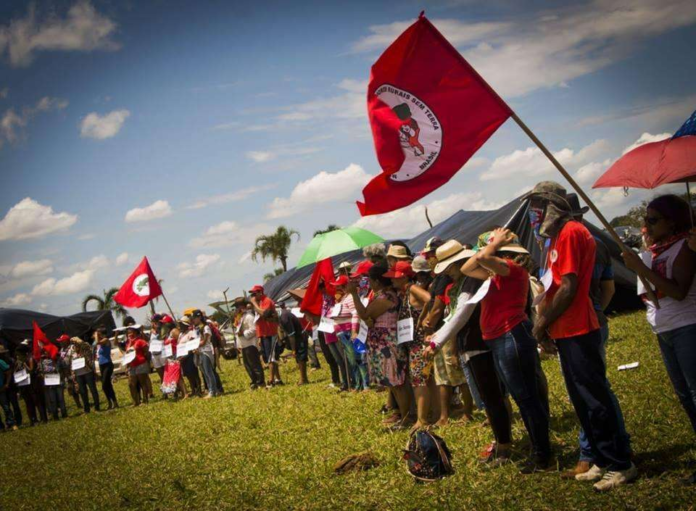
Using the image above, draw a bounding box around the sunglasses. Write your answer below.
[644,216,662,226]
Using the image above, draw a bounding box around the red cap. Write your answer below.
[350,260,374,278]
[57,334,70,343]
[330,275,349,287]
[160,314,174,324]
[249,285,264,294]
[383,261,415,279]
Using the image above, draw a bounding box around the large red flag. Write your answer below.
[300,258,336,318]
[33,321,58,361]
[357,14,512,216]
[113,257,163,308]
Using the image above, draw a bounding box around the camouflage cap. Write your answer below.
[522,181,566,200]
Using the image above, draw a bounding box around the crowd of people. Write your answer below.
[1,180,695,492]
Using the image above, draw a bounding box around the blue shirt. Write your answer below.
[97,341,112,365]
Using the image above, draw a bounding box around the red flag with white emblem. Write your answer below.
[113,257,162,308]
[33,321,58,361]
[357,13,512,216]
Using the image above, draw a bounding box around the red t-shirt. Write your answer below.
[480,260,530,340]
[545,220,600,339]
[439,284,454,305]
[255,296,278,337]
[126,338,149,367]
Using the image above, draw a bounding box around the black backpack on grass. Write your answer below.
[403,430,453,482]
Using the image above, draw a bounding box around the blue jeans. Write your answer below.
[578,323,631,462]
[462,360,485,410]
[556,329,631,471]
[657,322,696,434]
[0,390,16,429]
[199,353,219,396]
[488,321,551,459]
[337,331,359,389]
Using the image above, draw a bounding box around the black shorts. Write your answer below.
[260,336,281,363]
[294,334,308,363]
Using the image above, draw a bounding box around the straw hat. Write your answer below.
[338,261,353,270]
[386,245,411,259]
[412,255,430,273]
[434,240,476,274]
[497,244,529,254]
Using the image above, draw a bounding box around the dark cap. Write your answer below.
[567,193,590,218]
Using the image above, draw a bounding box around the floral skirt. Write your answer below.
[408,334,433,387]
[161,360,181,395]
[366,327,406,387]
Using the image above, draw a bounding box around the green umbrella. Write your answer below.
[296,227,384,268]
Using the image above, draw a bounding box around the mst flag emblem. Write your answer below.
[114,257,162,308]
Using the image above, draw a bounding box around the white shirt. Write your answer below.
[237,312,258,349]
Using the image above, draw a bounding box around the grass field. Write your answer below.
[1,311,694,511]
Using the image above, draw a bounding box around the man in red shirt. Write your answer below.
[526,181,635,491]
[249,285,283,386]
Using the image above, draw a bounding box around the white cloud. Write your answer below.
[268,164,373,219]
[350,1,696,98]
[1,292,32,307]
[77,233,95,241]
[31,269,94,296]
[115,252,129,266]
[0,0,120,67]
[207,290,225,300]
[622,132,672,155]
[9,259,53,279]
[0,198,77,241]
[277,79,367,123]
[1,96,68,147]
[186,185,276,210]
[83,255,108,271]
[125,200,172,223]
[189,221,273,249]
[479,139,610,181]
[575,159,613,185]
[177,254,221,279]
[354,192,501,239]
[80,109,130,139]
[246,151,274,163]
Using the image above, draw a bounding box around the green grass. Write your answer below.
[1,311,694,510]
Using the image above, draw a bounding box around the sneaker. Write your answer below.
[520,455,555,475]
[274,379,285,386]
[576,464,605,482]
[592,463,638,492]
[478,442,496,463]
[479,444,511,467]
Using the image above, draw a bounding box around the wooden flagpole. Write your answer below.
[159,290,179,323]
[511,113,659,306]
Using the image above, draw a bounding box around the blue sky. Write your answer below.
[1,0,695,321]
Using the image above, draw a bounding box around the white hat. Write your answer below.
[434,241,476,274]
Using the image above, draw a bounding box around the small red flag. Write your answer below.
[33,321,57,361]
[113,257,163,308]
[357,14,512,216]
[300,258,336,318]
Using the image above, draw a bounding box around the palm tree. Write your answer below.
[313,224,341,237]
[252,226,300,272]
[82,287,128,319]
[263,268,284,282]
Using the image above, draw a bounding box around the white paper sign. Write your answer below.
[533,269,554,307]
[317,316,335,333]
[186,339,200,352]
[13,369,28,383]
[177,344,189,358]
[44,373,61,386]
[311,328,319,341]
[122,351,136,365]
[163,344,173,358]
[329,303,342,318]
[397,317,414,344]
[355,320,369,343]
[149,340,163,353]
[291,307,304,319]
[17,374,31,387]
[71,357,86,371]
[465,279,492,304]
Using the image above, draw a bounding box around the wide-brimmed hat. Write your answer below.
[412,255,430,273]
[126,324,143,330]
[480,230,529,255]
[497,244,530,254]
[567,192,590,217]
[287,288,306,302]
[434,240,476,274]
[421,236,444,255]
[383,261,415,279]
[386,245,411,259]
[350,260,374,278]
[338,261,353,270]
[179,315,191,325]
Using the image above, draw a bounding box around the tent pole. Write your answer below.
[511,112,659,307]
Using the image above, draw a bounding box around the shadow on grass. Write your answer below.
[634,443,695,476]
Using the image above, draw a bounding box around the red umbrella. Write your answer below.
[592,135,696,189]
